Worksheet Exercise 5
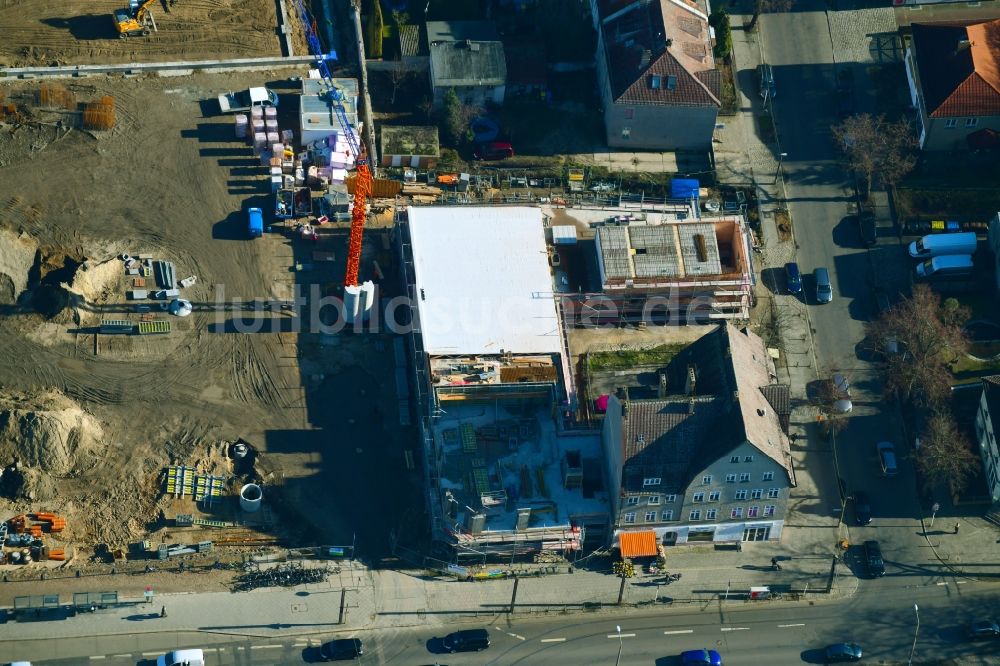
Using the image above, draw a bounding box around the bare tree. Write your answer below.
[916,412,979,497]
[832,113,918,198]
[387,62,412,107]
[746,0,795,33]
[866,285,969,407]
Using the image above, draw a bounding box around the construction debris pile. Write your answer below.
[1,512,69,564]
[116,252,198,332]
[231,561,327,592]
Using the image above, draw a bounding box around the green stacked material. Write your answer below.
[460,423,477,452]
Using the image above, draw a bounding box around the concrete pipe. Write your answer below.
[240,483,262,513]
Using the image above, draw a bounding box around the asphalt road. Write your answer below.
[759,1,937,578]
[31,580,1000,665]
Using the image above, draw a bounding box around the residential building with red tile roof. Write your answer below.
[590,0,720,150]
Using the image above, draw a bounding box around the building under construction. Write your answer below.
[397,206,610,560]
[548,206,755,325]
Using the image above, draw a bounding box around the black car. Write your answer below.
[825,642,863,662]
[320,638,363,661]
[853,491,872,526]
[864,540,885,578]
[967,619,1000,639]
[442,628,491,653]
[858,211,877,245]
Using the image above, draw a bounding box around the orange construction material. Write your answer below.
[618,530,658,558]
[31,512,67,532]
[9,514,27,533]
[344,157,372,288]
[29,524,43,538]
[48,549,65,561]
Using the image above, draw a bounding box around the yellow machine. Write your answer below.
[112,0,156,38]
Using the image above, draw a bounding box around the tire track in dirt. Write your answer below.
[230,334,283,407]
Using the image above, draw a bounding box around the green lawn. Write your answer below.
[587,344,687,372]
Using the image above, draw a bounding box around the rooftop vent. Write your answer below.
[756,408,766,417]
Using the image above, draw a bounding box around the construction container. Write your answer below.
[234,114,248,138]
[258,151,271,166]
[283,174,294,189]
[270,166,282,178]
[294,168,305,187]
[253,132,267,152]
[281,129,294,143]
[282,159,294,174]
[269,156,282,168]
[267,134,280,148]
[265,118,278,132]
[251,117,265,134]
[270,175,283,193]
[250,105,264,119]
[264,106,277,120]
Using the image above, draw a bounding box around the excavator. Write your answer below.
[112,0,156,38]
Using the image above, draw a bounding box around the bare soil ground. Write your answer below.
[0,0,306,67]
[0,71,416,589]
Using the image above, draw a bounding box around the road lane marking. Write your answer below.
[541,638,567,643]
[664,630,694,635]
[608,633,637,638]
[721,627,749,632]
[294,642,309,647]
[203,648,217,652]
[778,623,805,628]
[250,645,282,649]
[112,655,131,659]
[495,626,526,641]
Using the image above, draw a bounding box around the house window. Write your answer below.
[945,119,957,129]
[693,492,705,502]
[689,510,702,521]
[748,505,759,518]
[725,474,737,483]
[627,496,639,505]
[665,494,677,503]
[744,456,753,463]
[621,127,631,139]
[643,478,661,486]
[966,118,978,128]
[706,508,718,520]
[735,490,748,500]
[730,456,740,463]
[624,108,635,119]
[762,472,774,481]
[739,473,750,482]
[731,507,744,518]
[645,511,657,522]
[709,491,721,502]
[767,488,780,498]
[649,495,661,505]
[702,475,713,484]
[623,512,636,524]
[764,505,776,517]
[751,489,763,500]
[662,509,674,521]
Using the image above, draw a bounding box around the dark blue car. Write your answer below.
[785,262,802,294]
[681,648,723,665]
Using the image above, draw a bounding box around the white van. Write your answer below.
[156,649,204,666]
[915,254,974,278]
[908,232,977,258]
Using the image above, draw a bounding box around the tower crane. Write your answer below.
[292,0,372,291]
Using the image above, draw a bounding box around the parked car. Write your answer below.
[863,540,885,578]
[916,254,974,278]
[442,628,491,652]
[681,648,723,666]
[785,262,802,294]
[824,642,863,662]
[858,211,877,245]
[814,267,833,303]
[157,650,205,666]
[831,373,852,413]
[967,619,1000,639]
[876,441,898,477]
[473,141,514,161]
[853,490,872,526]
[217,87,278,114]
[320,638,363,660]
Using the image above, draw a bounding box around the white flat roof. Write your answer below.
[408,206,561,356]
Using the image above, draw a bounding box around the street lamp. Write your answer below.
[773,152,788,185]
[615,625,623,666]
[907,604,920,666]
[930,502,940,529]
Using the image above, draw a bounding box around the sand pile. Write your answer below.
[0,228,38,304]
[0,391,103,476]
[68,255,125,302]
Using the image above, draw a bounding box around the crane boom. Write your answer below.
[291,0,371,288]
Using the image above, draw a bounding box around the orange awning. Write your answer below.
[619,531,658,558]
